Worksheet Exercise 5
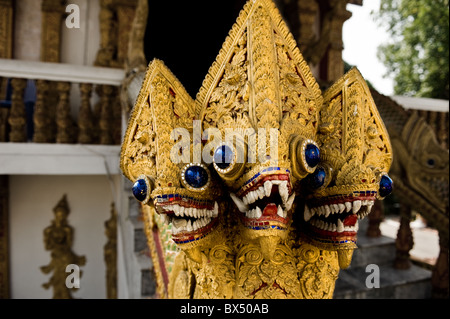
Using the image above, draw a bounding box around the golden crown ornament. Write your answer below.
[120,0,393,299]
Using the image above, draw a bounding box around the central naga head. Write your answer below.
[120,0,393,298]
[196,2,323,258]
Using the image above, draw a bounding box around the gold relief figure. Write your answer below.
[41,195,86,299]
[120,0,393,298]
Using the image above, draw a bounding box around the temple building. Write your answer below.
[0,0,447,299]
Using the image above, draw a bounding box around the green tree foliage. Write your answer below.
[373,0,449,99]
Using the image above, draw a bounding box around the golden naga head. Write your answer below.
[298,68,393,250]
[120,60,226,262]
[196,0,323,252]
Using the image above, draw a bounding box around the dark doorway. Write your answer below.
[144,0,247,98]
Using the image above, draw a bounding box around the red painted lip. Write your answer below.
[312,226,357,237]
[171,217,218,243]
[237,173,291,198]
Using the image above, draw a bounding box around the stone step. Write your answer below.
[334,262,432,299]
[350,233,397,268]
[334,217,433,299]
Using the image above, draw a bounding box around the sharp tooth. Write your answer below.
[252,191,258,203]
[277,205,284,218]
[161,214,169,225]
[186,220,193,231]
[333,204,339,214]
[173,218,187,229]
[324,205,331,217]
[331,223,337,232]
[320,220,325,229]
[248,191,256,204]
[243,196,249,205]
[264,181,272,197]
[311,207,318,216]
[244,193,251,205]
[355,221,359,232]
[362,200,368,206]
[338,203,345,213]
[352,200,362,214]
[320,206,326,216]
[193,220,199,230]
[230,193,249,213]
[279,181,289,203]
[257,187,264,199]
[337,219,344,232]
[330,204,336,213]
[345,202,352,212]
[284,193,295,211]
[213,201,219,217]
[255,206,262,218]
[179,206,185,216]
[367,201,374,213]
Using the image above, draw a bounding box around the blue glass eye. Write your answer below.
[132,179,148,202]
[184,165,209,189]
[306,166,326,190]
[213,144,235,170]
[379,175,393,197]
[304,144,320,168]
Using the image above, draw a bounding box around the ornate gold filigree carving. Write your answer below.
[120,0,393,299]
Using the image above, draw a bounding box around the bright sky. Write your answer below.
[343,0,394,96]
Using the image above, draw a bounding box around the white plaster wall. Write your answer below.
[9,174,119,299]
[60,0,101,66]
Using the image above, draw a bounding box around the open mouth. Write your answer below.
[230,170,295,229]
[154,194,219,243]
[305,192,376,235]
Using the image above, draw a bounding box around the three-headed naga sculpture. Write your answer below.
[120,0,393,299]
